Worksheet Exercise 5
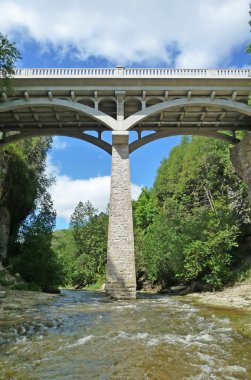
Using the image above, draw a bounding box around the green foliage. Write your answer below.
[11,282,42,292]
[4,138,54,255]
[153,137,246,212]
[134,136,248,290]
[0,33,21,91]
[51,229,76,285]
[0,136,66,292]
[180,207,239,289]
[153,136,190,206]
[247,4,251,55]
[70,201,97,248]
[133,187,158,231]
[10,192,65,292]
[70,201,108,287]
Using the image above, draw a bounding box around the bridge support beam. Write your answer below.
[105,132,136,299]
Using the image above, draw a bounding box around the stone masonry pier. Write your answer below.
[105,132,136,299]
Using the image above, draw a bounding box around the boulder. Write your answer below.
[170,285,188,293]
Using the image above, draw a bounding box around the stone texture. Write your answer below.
[0,291,6,298]
[230,133,251,206]
[0,207,10,260]
[0,151,11,261]
[105,139,136,299]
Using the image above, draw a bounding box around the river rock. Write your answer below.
[170,285,188,293]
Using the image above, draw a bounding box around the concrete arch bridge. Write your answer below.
[1,66,251,299]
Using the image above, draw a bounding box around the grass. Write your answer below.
[84,276,105,290]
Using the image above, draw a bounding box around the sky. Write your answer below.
[1,0,250,229]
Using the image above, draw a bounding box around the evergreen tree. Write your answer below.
[0,33,21,91]
[51,229,76,286]
[6,137,54,257]
[247,3,251,55]
[10,192,65,291]
[70,201,108,287]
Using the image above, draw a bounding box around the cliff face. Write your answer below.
[0,138,52,263]
[230,133,251,205]
[0,151,11,261]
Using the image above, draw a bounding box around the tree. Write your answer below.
[70,201,97,249]
[134,136,247,290]
[5,137,54,257]
[70,201,108,287]
[0,135,67,292]
[0,33,21,261]
[133,187,158,232]
[247,4,251,106]
[0,33,21,91]
[51,229,76,286]
[10,192,65,291]
[247,4,251,55]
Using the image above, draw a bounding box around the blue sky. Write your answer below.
[1,0,250,229]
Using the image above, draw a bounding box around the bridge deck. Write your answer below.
[1,67,251,150]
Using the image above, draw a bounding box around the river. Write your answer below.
[0,289,250,379]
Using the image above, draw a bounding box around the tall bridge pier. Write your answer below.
[1,67,251,299]
[106,132,136,299]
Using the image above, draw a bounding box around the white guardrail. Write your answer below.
[13,67,251,79]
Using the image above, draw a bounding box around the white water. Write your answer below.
[0,290,250,379]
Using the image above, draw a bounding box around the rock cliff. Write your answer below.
[0,151,11,261]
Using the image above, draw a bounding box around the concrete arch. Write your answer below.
[124,98,251,130]
[129,129,239,153]
[98,97,117,119]
[124,96,143,104]
[0,129,112,155]
[124,97,143,118]
[0,98,117,130]
[145,96,164,107]
[76,97,95,108]
[97,96,116,105]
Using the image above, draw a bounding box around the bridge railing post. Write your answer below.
[105,131,136,299]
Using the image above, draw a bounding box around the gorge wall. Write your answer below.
[0,151,11,261]
[230,133,251,208]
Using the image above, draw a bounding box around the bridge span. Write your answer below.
[1,66,251,299]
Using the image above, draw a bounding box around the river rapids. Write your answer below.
[0,290,250,379]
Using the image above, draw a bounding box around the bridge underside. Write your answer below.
[1,71,251,150]
[0,101,246,150]
[1,68,251,299]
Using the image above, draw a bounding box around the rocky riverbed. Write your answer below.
[1,283,251,316]
[1,288,251,379]
[0,290,58,321]
[183,283,251,311]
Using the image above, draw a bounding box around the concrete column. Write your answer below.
[105,131,136,299]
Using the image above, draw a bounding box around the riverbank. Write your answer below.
[0,290,59,320]
[1,283,251,317]
[182,283,251,311]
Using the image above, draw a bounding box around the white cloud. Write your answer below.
[0,0,249,67]
[46,156,141,222]
[52,137,70,150]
